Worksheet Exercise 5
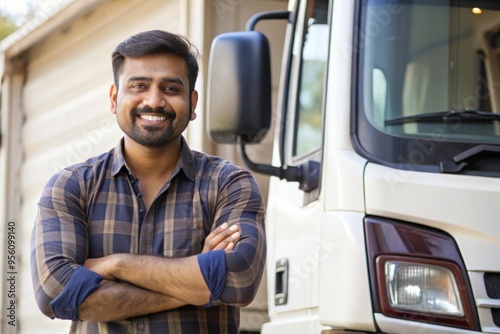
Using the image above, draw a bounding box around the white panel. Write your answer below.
[365,163,500,271]
[261,310,328,334]
[323,1,367,213]
[375,314,480,334]
[323,150,367,213]
[265,178,324,315]
[318,211,376,332]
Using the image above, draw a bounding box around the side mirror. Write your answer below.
[207,31,271,144]
[205,12,317,193]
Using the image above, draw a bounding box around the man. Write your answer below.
[31,30,266,333]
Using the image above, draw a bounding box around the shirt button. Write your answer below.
[139,208,145,214]
[137,193,142,198]
[138,323,145,330]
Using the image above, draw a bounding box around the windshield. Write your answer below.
[359,0,500,144]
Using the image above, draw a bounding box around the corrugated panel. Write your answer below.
[19,0,182,332]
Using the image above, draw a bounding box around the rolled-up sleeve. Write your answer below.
[30,168,101,319]
[212,167,267,307]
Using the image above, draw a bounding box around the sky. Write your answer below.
[0,0,63,25]
[0,0,32,18]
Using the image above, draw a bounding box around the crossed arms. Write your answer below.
[78,223,239,321]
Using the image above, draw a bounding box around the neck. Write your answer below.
[122,136,182,179]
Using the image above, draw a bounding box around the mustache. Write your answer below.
[132,106,176,119]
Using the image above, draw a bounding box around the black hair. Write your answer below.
[112,30,199,92]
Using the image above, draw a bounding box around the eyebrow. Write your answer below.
[127,76,185,86]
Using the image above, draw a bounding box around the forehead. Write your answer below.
[120,53,189,81]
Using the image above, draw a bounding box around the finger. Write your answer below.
[203,224,240,252]
[214,226,240,246]
[206,224,238,245]
[205,223,228,242]
[218,222,229,232]
[213,231,241,251]
[225,242,235,251]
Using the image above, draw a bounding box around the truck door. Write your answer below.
[263,0,332,332]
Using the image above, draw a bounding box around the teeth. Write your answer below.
[139,115,166,121]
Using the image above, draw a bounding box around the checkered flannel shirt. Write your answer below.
[31,136,266,333]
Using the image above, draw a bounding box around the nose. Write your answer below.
[144,87,166,109]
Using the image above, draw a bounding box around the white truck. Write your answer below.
[207,0,500,333]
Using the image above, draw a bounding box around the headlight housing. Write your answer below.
[365,216,479,331]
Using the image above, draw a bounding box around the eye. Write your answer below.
[163,86,180,94]
[130,83,148,90]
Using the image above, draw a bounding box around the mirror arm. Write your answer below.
[246,11,291,31]
[240,141,319,192]
[240,141,301,182]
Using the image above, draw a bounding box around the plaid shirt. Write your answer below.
[31,137,266,334]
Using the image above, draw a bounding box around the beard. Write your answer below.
[117,105,190,148]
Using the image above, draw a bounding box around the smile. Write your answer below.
[138,114,167,121]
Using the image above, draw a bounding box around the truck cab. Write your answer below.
[208,0,500,333]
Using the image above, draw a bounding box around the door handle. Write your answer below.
[275,258,289,305]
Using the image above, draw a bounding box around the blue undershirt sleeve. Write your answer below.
[197,249,226,307]
[49,266,103,320]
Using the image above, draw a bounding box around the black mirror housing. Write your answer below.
[207,31,272,144]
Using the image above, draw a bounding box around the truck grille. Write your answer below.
[485,274,500,327]
[473,272,500,333]
[485,273,500,299]
[492,309,500,327]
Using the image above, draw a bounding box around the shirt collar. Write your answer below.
[111,138,127,176]
[178,136,196,181]
[111,136,196,182]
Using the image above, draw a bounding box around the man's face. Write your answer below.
[110,53,198,148]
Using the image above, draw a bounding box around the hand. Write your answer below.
[202,222,240,253]
[84,255,118,280]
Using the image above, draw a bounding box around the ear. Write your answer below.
[109,84,118,115]
[190,90,199,121]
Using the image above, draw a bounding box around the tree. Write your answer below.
[0,15,19,40]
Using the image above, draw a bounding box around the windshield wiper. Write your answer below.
[440,144,500,173]
[385,109,500,125]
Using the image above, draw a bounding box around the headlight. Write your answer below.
[385,261,464,316]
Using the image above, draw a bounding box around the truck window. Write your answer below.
[355,0,500,172]
[293,0,330,157]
